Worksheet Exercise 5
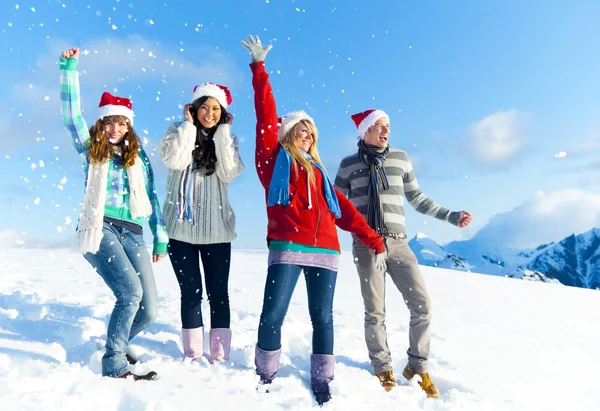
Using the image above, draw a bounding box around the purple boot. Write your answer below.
[181,327,204,360]
[255,345,282,383]
[311,354,335,405]
[209,328,232,364]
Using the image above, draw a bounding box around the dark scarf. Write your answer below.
[357,139,390,234]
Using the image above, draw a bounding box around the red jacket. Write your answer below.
[250,62,385,254]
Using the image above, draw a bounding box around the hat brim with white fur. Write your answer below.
[192,83,230,109]
[98,104,134,126]
[277,111,315,142]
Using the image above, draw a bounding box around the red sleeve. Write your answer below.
[334,188,385,254]
[250,61,280,189]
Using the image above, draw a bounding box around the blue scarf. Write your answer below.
[268,145,341,218]
[176,164,196,223]
[357,139,390,234]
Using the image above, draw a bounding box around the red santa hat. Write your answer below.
[98,92,134,125]
[192,83,232,109]
[277,111,315,141]
[351,109,389,139]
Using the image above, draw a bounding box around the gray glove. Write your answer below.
[241,35,273,63]
[374,252,387,272]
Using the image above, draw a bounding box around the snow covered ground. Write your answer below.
[0,248,598,411]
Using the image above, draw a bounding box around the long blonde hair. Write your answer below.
[87,115,141,167]
[280,120,324,187]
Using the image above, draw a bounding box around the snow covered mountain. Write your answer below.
[409,228,600,289]
[527,228,600,289]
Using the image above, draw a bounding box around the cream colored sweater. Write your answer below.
[159,121,244,244]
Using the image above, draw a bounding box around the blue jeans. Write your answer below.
[257,264,337,355]
[84,222,158,377]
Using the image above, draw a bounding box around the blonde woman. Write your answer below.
[241,35,386,405]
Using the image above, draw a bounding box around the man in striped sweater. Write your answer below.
[334,109,472,398]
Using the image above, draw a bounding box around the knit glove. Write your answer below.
[375,252,387,272]
[241,35,272,63]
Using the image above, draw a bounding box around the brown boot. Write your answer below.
[117,370,158,381]
[125,353,137,365]
[402,365,440,398]
[375,370,397,392]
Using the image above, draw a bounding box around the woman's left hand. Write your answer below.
[152,254,166,263]
[226,113,234,124]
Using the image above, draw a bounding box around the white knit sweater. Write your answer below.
[159,121,244,244]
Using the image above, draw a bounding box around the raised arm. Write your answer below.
[139,148,169,256]
[214,116,245,183]
[59,47,90,155]
[403,155,461,226]
[241,35,279,188]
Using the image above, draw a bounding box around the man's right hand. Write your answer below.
[61,47,80,60]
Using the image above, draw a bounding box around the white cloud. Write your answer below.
[472,189,600,248]
[467,109,530,167]
[567,128,600,156]
[0,35,242,151]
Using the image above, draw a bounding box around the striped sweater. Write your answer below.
[159,121,244,245]
[59,57,169,255]
[334,148,460,236]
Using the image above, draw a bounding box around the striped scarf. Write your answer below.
[177,163,196,224]
[357,140,390,234]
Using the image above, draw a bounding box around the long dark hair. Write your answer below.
[190,96,228,175]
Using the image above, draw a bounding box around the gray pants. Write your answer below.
[352,236,431,374]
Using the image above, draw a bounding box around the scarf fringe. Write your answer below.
[268,186,291,206]
[74,227,104,254]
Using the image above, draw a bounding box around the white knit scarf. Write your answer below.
[75,155,152,254]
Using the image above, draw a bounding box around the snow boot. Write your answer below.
[209,328,231,364]
[311,354,335,406]
[376,370,397,391]
[117,370,158,381]
[402,365,440,398]
[255,345,281,388]
[182,326,204,360]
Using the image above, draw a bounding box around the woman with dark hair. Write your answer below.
[60,47,168,380]
[159,83,244,363]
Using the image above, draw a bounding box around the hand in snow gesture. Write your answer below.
[61,47,80,60]
[241,35,272,63]
[457,211,472,228]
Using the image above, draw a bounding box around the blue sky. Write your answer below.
[1,0,599,250]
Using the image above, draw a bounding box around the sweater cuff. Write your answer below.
[59,56,79,71]
[250,61,266,74]
[448,211,461,227]
[153,241,168,255]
